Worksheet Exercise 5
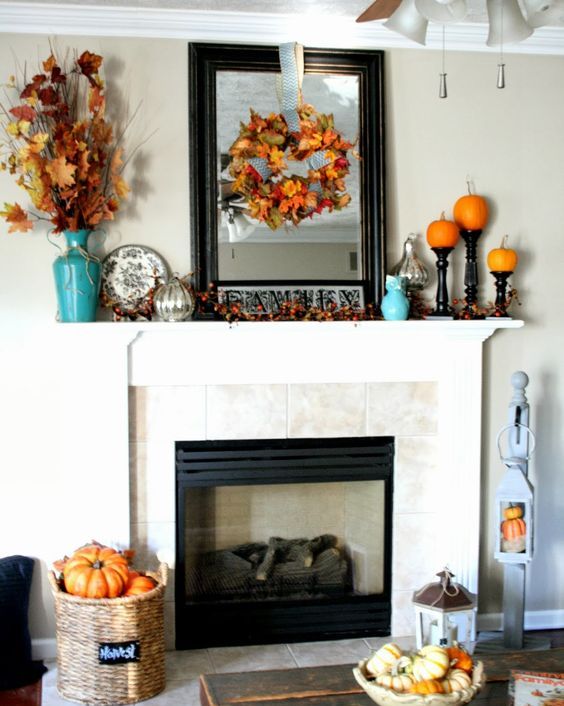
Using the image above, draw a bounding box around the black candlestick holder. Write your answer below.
[428,247,454,318]
[459,229,483,318]
[490,270,513,317]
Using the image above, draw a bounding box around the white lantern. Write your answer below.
[494,423,535,564]
[413,568,477,649]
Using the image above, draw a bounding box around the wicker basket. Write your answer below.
[49,563,167,705]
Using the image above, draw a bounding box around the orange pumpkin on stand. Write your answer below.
[487,236,518,272]
[453,184,489,231]
[426,213,459,249]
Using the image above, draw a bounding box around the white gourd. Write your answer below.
[365,643,403,677]
[412,645,450,681]
[376,673,415,692]
[441,669,472,693]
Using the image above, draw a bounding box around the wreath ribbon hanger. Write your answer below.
[228,42,354,230]
[248,43,332,188]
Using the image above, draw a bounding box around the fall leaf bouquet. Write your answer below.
[0,48,129,234]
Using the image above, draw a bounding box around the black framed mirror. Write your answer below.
[189,43,386,315]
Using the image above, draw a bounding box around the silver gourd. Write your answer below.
[154,276,195,321]
[390,232,429,294]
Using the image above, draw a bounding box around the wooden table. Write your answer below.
[200,648,564,706]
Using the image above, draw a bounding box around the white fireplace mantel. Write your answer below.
[56,318,523,606]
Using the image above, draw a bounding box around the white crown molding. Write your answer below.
[0,2,564,55]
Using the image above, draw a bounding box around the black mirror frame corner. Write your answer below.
[188,42,387,315]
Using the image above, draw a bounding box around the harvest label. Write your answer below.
[98,640,140,664]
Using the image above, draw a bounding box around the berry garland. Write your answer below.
[228,105,355,230]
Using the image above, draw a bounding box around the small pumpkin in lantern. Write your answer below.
[426,212,459,249]
[154,275,195,322]
[501,516,527,540]
[504,504,524,520]
[453,183,489,231]
[487,235,518,273]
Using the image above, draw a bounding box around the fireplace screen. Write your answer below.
[176,437,393,648]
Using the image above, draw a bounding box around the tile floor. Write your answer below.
[42,636,417,706]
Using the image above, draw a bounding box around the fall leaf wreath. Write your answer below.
[228,103,356,231]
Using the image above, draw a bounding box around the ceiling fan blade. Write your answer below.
[356,0,403,21]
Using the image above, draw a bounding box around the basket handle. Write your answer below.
[48,569,63,596]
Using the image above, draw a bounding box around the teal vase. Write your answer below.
[53,230,101,322]
[381,275,410,321]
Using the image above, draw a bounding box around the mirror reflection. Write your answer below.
[216,71,361,282]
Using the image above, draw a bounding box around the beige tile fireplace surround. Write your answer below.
[112,318,523,649]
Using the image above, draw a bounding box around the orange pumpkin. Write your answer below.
[426,212,459,248]
[409,679,445,694]
[447,646,473,673]
[63,543,130,598]
[501,517,526,540]
[124,572,157,596]
[453,187,489,231]
[504,504,523,520]
[487,235,518,272]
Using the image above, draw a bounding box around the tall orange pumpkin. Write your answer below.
[63,543,130,598]
[453,184,489,231]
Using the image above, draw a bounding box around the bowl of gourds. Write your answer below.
[353,643,485,706]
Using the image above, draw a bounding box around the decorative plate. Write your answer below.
[101,245,168,309]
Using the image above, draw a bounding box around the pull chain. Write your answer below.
[439,25,448,99]
[497,0,506,88]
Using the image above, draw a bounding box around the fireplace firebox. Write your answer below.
[175,437,393,648]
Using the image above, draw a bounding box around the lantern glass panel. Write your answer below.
[499,501,528,554]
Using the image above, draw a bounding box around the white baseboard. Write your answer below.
[32,638,57,661]
[478,609,564,632]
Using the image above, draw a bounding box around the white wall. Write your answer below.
[1,33,563,643]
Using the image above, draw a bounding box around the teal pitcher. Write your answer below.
[381,275,410,321]
[52,230,101,322]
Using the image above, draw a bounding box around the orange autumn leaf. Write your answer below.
[28,133,49,154]
[304,191,318,209]
[46,156,77,188]
[77,51,103,82]
[0,203,34,233]
[112,175,130,198]
[88,85,105,115]
[42,55,57,73]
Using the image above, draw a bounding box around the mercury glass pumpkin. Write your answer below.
[390,233,429,294]
[154,277,195,321]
